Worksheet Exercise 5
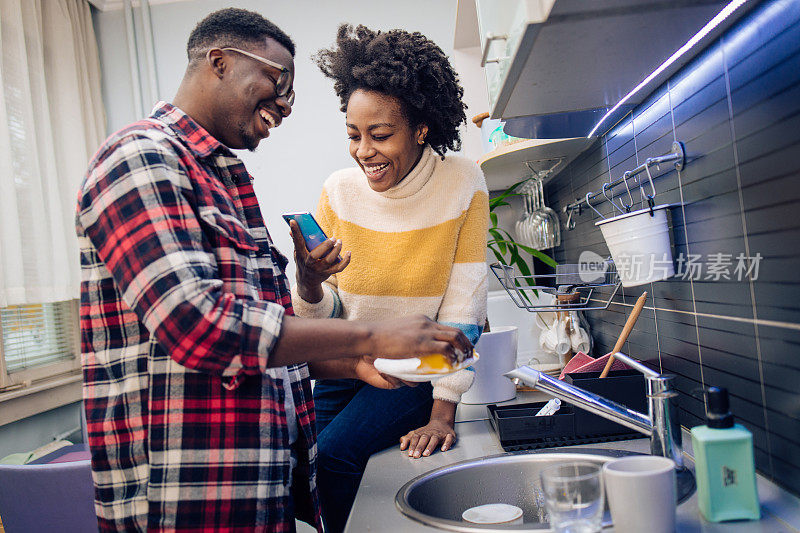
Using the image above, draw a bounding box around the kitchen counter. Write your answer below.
[345,396,800,532]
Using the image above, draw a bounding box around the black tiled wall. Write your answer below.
[544,0,800,496]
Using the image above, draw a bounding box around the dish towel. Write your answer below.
[559,352,631,380]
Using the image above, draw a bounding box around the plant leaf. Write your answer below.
[488,229,506,254]
[510,255,536,303]
[489,200,510,210]
[494,227,516,242]
[489,176,533,209]
[487,245,505,265]
[514,243,559,268]
[488,238,557,269]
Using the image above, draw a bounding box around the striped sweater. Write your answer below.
[291,146,488,402]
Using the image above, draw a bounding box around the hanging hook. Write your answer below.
[643,159,658,200]
[644,160,658,216]
[602,181,624,215]
[566,206,576,230]
[585,192,604,219]
[620,171,635,212]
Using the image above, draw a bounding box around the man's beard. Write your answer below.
[238,121,259,152]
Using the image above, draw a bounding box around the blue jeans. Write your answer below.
[313,379,434,533]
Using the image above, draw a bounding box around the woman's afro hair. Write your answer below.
[314,24,467,158]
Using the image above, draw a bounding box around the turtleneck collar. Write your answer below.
[377,145,436,199]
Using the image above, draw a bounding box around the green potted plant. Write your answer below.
[487,176,557,299]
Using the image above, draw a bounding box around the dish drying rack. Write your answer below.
[490,260,621,312]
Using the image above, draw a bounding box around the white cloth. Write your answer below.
[281,366,298,487]
[0,0,105,306]
[281,366,298,446]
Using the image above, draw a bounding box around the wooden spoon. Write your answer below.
[599,291,648,378]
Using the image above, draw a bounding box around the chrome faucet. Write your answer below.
[505,352,684,469]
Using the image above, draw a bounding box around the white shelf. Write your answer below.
[478,137,596,191]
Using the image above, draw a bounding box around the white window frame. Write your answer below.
[0,300,82,425]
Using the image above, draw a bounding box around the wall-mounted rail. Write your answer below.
[563,141,685,230]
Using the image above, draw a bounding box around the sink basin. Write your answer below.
[395,448,695,531]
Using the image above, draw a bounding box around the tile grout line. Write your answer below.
[629,107,659,368]
[622,115,637,355]
[721,31,774,477]
[651,281,663,373]
[650,84,682,375]
[666,71,707,402]
[588,298,800,333]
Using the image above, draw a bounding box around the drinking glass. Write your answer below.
[527,179,547,249]
[526,180,546,249]
[537,177,561,248]
[515,182,535,247]
[540,462,604,533]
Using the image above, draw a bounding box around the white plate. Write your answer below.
[373,352,479,382]
[462,503,523,525]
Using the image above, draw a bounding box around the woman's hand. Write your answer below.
[353,356,417,390]
[400,418,457,458]
[289,219,351,302]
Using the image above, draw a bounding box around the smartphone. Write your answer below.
[282,212,329,251]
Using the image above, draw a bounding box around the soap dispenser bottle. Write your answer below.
[691,387,760,522]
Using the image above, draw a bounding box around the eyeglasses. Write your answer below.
[215,47,295,106]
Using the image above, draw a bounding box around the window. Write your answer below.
[0,301,80,391]
[0,0,103,402]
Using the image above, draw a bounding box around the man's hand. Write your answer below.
[367,315,473,361]
[353,356,417,389]
[271,315,473,368]
[289,219,350,303]
[400,418,457,458]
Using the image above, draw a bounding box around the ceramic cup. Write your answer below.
[603,456,676,533]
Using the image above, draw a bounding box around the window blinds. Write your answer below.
[1,301,76,373]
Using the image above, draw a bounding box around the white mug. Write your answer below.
[554,317,571,355]
[603,456,676,533]
[539,328,557,353]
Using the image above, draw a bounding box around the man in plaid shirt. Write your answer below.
[76,9,471,532]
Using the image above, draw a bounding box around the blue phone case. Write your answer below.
[282,212,328,251]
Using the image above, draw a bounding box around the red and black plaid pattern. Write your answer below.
[76,102,321,532]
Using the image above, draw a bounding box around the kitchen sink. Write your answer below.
[395,448,695,531]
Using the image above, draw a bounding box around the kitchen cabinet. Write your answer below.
[457,0,757,138]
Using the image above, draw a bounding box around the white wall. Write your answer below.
[92,0,493,283]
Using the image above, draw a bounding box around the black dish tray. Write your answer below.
[488,370,646,452]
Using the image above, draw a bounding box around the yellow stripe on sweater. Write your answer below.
[319,191,488,298]
[455,191,489,264]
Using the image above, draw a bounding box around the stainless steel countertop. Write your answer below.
[345,394,800,532]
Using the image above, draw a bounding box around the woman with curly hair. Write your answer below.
[288,24,488,532]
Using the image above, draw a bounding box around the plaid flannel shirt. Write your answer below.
[76,102,322,532]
